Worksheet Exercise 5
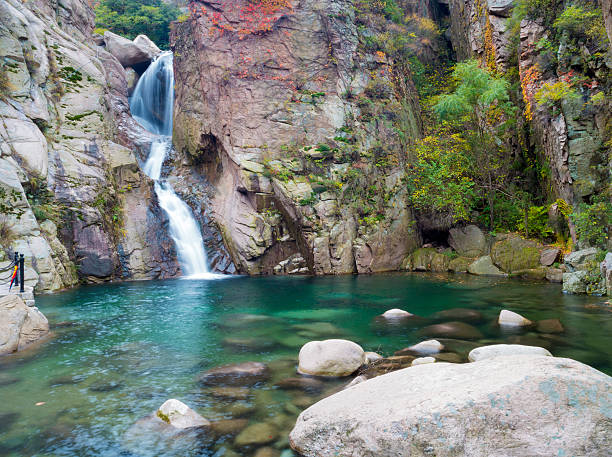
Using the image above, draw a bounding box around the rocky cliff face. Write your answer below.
[443,0,610,216]
[0,0,180,291]
[171,0,422,274]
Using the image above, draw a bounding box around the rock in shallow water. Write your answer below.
[289,355,612,457]
[298,339,365,377]
[381,308,412,318]
[197,362,269,386]
[468,344,552,362]
[419,322,483,340]
[498,309,532,327]
[411,356,436,366]
[402,339,444,355]
[234,422,278,447]
[158,399,210,429]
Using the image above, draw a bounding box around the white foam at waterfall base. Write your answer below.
[130,51,225,279]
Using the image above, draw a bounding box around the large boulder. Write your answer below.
[467,256,506,276]
[468,344,552,362]
[103,31,158,67]
[289,355,612,457]
[448,225,486,257]
[0,295,49,354]
[133,34,161,58]
[298,339,365,377]
[490,235,542,273]
[565,248,599,271]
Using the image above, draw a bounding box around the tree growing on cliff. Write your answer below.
[433,60,514,229]
[94,0,181,49]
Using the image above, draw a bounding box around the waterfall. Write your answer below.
[130,52,220,279]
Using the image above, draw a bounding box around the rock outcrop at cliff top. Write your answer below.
[289,355,612,457]
[0,0,181,290]
[171,0,422,275]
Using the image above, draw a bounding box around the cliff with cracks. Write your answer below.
[171,0,425,275]
[0,0,181,292]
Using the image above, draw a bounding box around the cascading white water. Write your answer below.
[131,52,219,278]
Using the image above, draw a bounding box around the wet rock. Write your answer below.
[289,356,612,457]
[197,362,269,386]
[222,337,275,351]
[298,339,365,377]
[397,339,444,355]
[292,322,343,336]
[562,271,590,294]
[536,319,564,334]
[275,377,325,393]
[234,422,278,447]
[467,256,506,276]
[490,236,542,273]
[448,225,486,257]
[275,334,311,349]
[157,399,210,429]
[381,308,412,319]
[419,322,483,340]
[220,314,278,329]
[498,310,532,327]
[511,268,547,280]
[49,374,86,386]
[432,308,483,323]
[208,387,251,400]
[411,356,436,366]
[0,295,49,354]
[222,402,257,417]
[0,412,19,434]
[540,248,560,266]
[448,256,472,273]
[506,334,553,350]
[545,268,563,283]
[468,344,552,362]
[0,374,20,387]
[211,419,249,438]
[364,352,383,363]
[433,352,464,363]
[255,447,281,457]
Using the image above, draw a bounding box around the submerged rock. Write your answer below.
[432,308,483,323]
[298,339,365,377]
[157,399,210,430]
[536,319,565,334]
[197,362,269,386]
[234,422,279,447]
[211,419,249,438]
[468,344,552,362]
[275,377,325,393]
[289,356,612,457]
[498,309,532,327]
[419,322,483,340]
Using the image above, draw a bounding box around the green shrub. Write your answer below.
[553,5,606,42]
[517,205,555,239]
[572,200,612,248]
[534,81,579,112]
[94,0,181,49]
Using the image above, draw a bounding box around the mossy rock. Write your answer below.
[430,253,450,272]
[411,248,437,271]
[490,236,542,273]
[448,256,471,273]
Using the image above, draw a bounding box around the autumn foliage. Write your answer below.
[188,0,292,38]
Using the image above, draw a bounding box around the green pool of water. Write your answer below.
[1,273,611,456]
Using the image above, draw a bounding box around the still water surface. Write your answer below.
[1,273,610,456]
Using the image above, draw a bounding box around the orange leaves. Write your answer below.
[520,64,541,121]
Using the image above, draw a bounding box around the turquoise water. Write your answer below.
[1,273,611,456]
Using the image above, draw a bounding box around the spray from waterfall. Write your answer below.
[130,52,221,279]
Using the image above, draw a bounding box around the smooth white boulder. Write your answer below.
[103,31,157,67]
[290,356,612,457]
[411,356,436,366]
[498,309,532,326]
[157,399,210,429]
[468,344,552,362]
[382,308,412,318]
[407,339,444,354]
[298,339,365,377]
